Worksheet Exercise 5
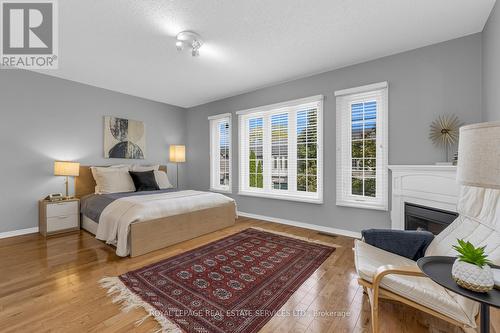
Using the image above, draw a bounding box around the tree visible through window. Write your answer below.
[238,96,323,203]
[351,101,376,197]
[336,82,388,211]
[249,118,263,188]
[297,109,318,192]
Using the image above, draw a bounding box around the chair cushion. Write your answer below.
[426,186,500,264]
[354,240,478,327]
[422,186,499,326]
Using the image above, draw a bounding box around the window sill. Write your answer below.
[210,187,232,194]
[336,199,388,211]
[238,190,323,204]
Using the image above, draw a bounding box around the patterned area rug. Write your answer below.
[100,228,335,333]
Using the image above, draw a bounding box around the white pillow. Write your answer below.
[90,166,135,194]
[131,164,160,172]
[90,165,128,183]
[154,170,173,189]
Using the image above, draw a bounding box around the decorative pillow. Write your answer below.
[154,170,173,189]
[131,164,160,172]
[129,171,160,192]
[90,166,135,194]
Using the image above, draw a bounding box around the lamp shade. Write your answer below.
[54,161,80,177]
[457,121,500,189]
[169,145,186,163]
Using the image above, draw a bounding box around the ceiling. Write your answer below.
[37,0,496,108]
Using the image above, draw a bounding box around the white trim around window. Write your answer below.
[336,82,389,211]
[209,113,232,193]
[238,95,323,204]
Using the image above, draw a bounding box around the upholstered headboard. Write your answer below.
[75,165,167,198]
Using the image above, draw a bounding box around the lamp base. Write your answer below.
[65,176,69,198]
[176,163,180,189]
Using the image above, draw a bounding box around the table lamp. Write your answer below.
[457,121,500,189]
[169,145,186,188]
[54,161,80,198]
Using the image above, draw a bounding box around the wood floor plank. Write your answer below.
[0,218,496,332]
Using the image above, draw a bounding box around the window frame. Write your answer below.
[335,82,389,211]
[237,95,324,204]
[209,113,232,193]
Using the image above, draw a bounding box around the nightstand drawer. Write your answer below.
[47,215,79,232]
[46,201,78,218]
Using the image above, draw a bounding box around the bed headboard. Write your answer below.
[75,165,167,198]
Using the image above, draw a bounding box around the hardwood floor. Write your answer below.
[0,217,498,333]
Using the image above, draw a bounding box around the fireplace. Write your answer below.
[389,165,459,230]
[404,203,458,235]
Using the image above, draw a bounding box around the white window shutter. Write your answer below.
[336,83,388,211]
[209,114,232,192]
[237,95,323,203]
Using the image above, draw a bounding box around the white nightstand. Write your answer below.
[39,198,80,237]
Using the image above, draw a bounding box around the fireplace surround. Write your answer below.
[389,165,459,231]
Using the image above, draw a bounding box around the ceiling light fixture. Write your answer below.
[176,31,203,57]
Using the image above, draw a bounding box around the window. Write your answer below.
[336,82,388,210]
[238,95,323,203]
[209,113,232,192]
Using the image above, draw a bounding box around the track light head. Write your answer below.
[176,31,203,57]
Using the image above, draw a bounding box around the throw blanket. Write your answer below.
[81,189,178,223]
[95,190,235,257]
[361,229,434,261]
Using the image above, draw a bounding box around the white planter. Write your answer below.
[451,259,494,292]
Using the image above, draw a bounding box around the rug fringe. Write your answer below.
[99,277,182,333]
[249,227,338,247]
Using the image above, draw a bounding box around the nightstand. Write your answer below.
[39,198,80,237]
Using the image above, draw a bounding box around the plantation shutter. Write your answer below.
[209,113,232,192]
[237,95,323,203]
[335,82,388,210]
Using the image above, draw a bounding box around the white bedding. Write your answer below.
[95,190,235,256]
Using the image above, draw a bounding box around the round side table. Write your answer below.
[417,256,500,333]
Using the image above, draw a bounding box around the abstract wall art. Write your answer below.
[104,116,145,159]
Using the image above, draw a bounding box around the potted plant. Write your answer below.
[452,239,494,292]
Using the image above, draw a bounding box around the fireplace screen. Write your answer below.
[404,203,458,235]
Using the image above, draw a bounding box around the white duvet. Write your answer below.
[95,190,235,256]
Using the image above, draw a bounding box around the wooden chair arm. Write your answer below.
[373,264,425,287]
[371,265,425,312]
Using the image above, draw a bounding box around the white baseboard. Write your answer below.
[0,227,39,239]
[237,211,361,239]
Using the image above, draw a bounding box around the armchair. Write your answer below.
[355,122,500,333]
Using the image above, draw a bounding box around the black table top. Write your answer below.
[417,256,500,308]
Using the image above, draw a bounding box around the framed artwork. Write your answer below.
[104,116,145,159]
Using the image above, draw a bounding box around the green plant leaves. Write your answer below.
[452,239,491,268]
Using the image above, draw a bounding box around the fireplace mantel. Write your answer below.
[388,165,459,230]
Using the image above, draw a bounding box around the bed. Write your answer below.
[76,165,236,257]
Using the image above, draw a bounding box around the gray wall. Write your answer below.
[0,70,186,233]
[483,2,500,121]
[186,34,483,233]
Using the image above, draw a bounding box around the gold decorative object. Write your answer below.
[429,114,462,162]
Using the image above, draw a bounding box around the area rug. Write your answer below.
[100,228,335,333]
